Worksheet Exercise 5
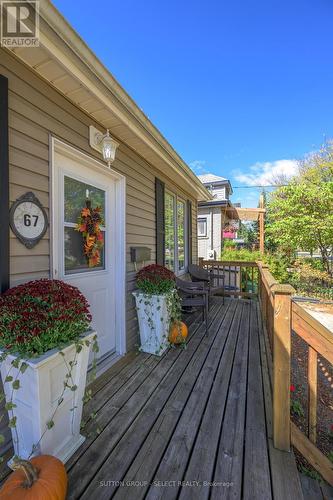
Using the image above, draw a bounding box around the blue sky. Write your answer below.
[53,0,333,207]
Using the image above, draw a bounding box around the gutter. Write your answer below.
[199,200,229,208]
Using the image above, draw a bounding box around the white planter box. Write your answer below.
[133,292,170,355]
[0,330,95,463]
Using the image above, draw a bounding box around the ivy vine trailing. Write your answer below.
[135,265,182,354]
[0,279,99,463]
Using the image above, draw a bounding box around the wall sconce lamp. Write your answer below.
[89,125,119,168]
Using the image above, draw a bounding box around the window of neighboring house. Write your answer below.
[165,192,187,274]
[198,217,207,238]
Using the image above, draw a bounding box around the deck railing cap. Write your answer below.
[271,283,295,295]
[256,260,269,268]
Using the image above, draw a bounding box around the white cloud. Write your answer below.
[234,159,298,186]
[189,160,208,175]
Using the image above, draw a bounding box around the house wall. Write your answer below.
[198,206,222,259]
[0,48,198,352]
[211,186,226,200]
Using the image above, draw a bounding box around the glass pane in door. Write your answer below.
[64,176,106,275]
[64,227,105,274]
[64,176,105,223]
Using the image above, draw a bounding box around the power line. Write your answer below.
[232,185,288,189]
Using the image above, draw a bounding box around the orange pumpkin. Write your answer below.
[0,455,67,500]
[169,321,188,344]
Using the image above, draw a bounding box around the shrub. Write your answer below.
[289,260,333,298]
[263,253,291,283]
[0,279,92,356]
[223,240,237,249]
[221,247,261,262]
[136,264,176,295]
[302,258,326,272]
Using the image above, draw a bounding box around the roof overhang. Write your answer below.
[4,0,211,201]
[202,179,233,194]
[198,199,229,208]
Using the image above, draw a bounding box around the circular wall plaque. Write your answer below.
[9,192,48,249]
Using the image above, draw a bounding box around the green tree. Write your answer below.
[266,143,333,273]
[237,222,257,248]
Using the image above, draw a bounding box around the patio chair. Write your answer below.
[175,277,209,335]
[188,263,225,306]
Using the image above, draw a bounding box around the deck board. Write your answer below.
[243,300,272,499]
[69,298,303,499]
[212,301,249,499]
[67,304,222,498]
[112,301,238,500]
[1,298,304,499]
[144,300,241,500]
[75,301,231,499]
[178,302,241,500]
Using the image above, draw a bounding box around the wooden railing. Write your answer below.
[199,259,258,299]
[257,262,295,451]
[291,300,333,484]
[199,258,333,484]
[257,262,333,485]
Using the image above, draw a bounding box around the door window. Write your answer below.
[64,176,106,274]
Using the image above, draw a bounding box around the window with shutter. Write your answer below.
[155,178,193,273]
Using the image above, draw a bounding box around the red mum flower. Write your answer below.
[0,279,92,356]
[136,264,175,284]
[290,384,296,392]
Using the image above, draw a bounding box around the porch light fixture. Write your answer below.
[89,125,119,167]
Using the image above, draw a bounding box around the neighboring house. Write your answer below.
[0,0,210,378]
[197,174,236,259]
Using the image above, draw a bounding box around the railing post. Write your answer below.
[308,346,317,443]
[258,263,269,323]
[272,284,295,451]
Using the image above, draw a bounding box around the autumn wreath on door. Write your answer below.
[75,200,104,267]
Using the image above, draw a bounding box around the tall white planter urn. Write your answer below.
[133,292,171,355]
[0,330,94,464]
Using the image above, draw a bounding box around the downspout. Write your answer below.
[0,75,9,293]
[221,208,225,253]
[211,209,214,251]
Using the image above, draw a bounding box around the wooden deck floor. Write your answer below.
[64,297,303,500]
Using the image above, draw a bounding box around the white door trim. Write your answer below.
[50,137,126,358]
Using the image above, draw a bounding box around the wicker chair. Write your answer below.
[188,263,225,306]
[175,277,209,335]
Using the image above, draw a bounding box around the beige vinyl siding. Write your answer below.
[1,48,198,352]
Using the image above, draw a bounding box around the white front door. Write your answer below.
[52,141,126,363]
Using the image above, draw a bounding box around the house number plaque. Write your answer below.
[9,192,48,249]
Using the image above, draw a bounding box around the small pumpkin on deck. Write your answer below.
[169,321,188,344]
[0,455,67,500]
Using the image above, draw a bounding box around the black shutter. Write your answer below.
[155,178,165,265]
[0,75,9,293]
[187,200,193,265]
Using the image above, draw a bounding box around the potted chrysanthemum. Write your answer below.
[133,265,181,356]
[0,279,98,464]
